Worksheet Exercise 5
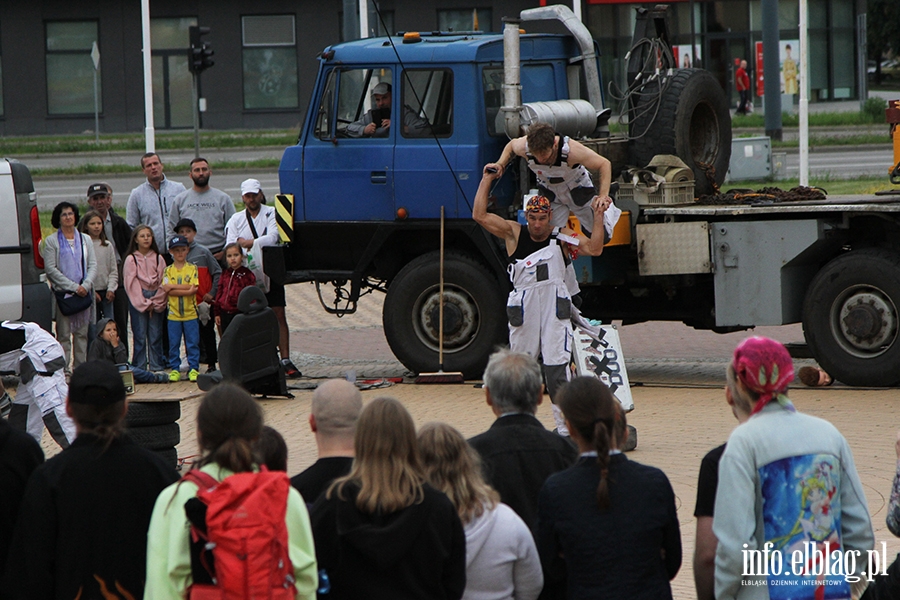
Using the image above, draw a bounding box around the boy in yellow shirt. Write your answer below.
[162,235,200,382]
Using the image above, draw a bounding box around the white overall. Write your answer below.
[525,136,621,238]
[0,321,76,447]
[507,230,573,434]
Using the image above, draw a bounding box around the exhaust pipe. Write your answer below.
[501,17,522,138]
[519,5,605,114]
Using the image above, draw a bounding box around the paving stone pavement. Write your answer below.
[37,282,900,599]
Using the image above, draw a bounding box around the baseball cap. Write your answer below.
[372,82,391,95]
[174,218,197,232]
[169,235,190,249]
[69,361,126,406]
[240,178,262,196]
[87,183,110,198]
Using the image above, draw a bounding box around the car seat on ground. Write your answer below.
[196,286,290,397]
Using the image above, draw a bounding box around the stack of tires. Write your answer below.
[125,401,181,468]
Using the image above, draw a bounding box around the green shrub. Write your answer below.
[863,97,888,122]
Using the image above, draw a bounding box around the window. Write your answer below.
[151,18,196,129]
[315,68,395,139]
[45,21,101,115]
[402,69,452,138]
[438,9,492,32]
[242,15,298,110]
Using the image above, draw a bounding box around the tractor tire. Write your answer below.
[629,68,732,196]
[383,252,507,379]
[126,422,181,451]
[802,249,900,387]
[125,401,181,427]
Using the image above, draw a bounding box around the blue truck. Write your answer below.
[272,5,900,387]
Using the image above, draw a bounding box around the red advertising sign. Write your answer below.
[755,41,764,96]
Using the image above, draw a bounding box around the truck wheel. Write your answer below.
[802,249,900,387]
[383,252,507,379]
[629,68,732,196]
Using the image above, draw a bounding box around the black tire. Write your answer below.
[629,69,732,196]
[383,252,507,379]
[802,249,900,387]
[125,401,181,427]
[126,422,181,450]
[153,447,178,469]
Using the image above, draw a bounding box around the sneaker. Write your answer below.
[188,369,199,382]
[281,359,301,379]
[168,370,181,383]
[156,373,169,384]
[205,364,217,374]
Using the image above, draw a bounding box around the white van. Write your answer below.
[0,159,52,330]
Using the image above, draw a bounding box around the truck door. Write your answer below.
[393,68,460,218]
[303,68,395,221]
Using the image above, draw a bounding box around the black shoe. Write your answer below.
[205,364,217,374]
[281,359,301,378]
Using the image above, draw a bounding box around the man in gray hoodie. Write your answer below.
[126,153,186,251]
[167,158,235,260]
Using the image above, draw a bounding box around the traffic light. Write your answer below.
[189,26,214,74]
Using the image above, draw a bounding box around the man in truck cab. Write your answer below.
[487,122,619,240]
[473,165,610,435]
[345,82,428,138]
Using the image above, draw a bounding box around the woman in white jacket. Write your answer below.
[41,202,97,371]
[419,422,543,600]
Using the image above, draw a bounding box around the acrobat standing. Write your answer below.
[473,166,608,434]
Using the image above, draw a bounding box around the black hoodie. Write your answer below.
[310,481,466,600]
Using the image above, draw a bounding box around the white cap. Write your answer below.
[240,178,262,196]
[372,82,391,95]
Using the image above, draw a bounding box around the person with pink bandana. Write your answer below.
[713,337,873,600]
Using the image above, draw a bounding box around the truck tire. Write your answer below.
[126,422,181,451]
[629,68,731,196]
[125,401,181,427]
[383,252,507,379]
[153,447,178,469]
[802,249,900,387]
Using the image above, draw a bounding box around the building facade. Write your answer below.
[0,0,866,136]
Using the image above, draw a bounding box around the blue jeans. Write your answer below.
[168,318,200,371]
[130,303,165,371]
[131,365,159,383]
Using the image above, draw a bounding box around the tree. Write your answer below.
[868,0,900,83]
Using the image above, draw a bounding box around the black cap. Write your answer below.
[175,218,197,232]
[87,183,110,198]
[69,361,126,406]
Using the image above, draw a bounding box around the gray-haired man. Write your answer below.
[468,349,577,531]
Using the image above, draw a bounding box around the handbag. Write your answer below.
[54,290,94,316]
[54,233,92,316]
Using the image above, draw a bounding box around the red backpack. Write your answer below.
[183,468,297,600]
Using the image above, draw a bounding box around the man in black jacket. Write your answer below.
[3,361,178,599]
[87,183,132,352]
[468,349,577,532]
